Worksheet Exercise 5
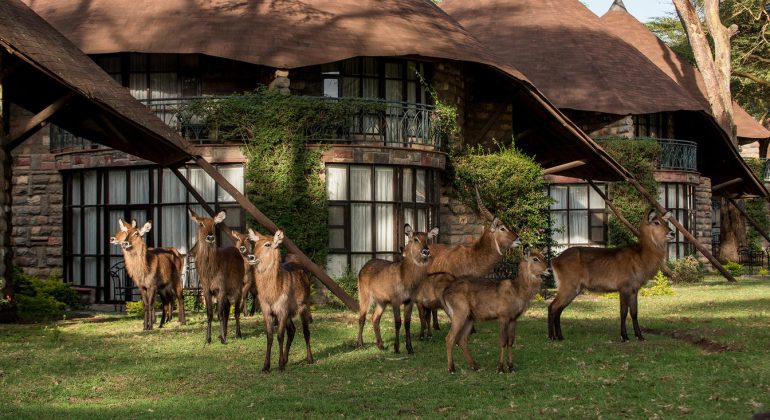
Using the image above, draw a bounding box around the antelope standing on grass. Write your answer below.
[443,247,549,373]
[416,188,521,339]
[247,228,314,372]
[357,224,439,354]
[189,209,245,344]
[548,210,674,342]
[110,219,185,331]
[231,230,258,317]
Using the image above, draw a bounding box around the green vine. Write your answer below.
[743,158,769,251]
[595,137,661,247]
[413,68,458,144]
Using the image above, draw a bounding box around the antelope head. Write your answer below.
[642,209,675,247]
[249,229,285,273]
[475,187,521,253]
[110,219,151,251]
[404,224,439,265]
[521,247,550,280]
[189,209,226,246]
[231,229,255,264]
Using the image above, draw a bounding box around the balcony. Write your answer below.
[762,158,770,182]
[657,139,697,171]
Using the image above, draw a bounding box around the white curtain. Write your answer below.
[163,206,188,253]
[375,167,394,201]
[402,168,413,202]
[326,166,348,201]
[326,254,348,279]
[162,169,186,203]
[569,210,588,245]
[589,183,606,209]
[351,255,370,277]
[131,169,150,204]
[417,209,427,232]
[376,204,394,252]
[550,186,568,209]
[551,211,568,246]
[323,79,339,98]
[83,170,98,205]
[570,186,588,209]
[188,167,215,202]
[350,166,371,201]
[416,169,426,203]
[108,171,126,204]
[216,166,244,202]
[129,74,148,100]
[351,204,372,252]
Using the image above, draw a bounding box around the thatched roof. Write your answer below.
[1,0,193,166]
[600,1,770,142]
[441,0,704,115]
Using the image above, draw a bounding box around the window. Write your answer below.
[658,183,696,259]
[326,164,439,277]
[634,113,668,138]
[64,165,244,302]
[549,183,608,252]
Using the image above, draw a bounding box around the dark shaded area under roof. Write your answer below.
[600,2,770,142]
[1,0,192,166]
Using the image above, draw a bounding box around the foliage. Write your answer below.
[414,68,459,143]
[759,267,770,276]
[742,158,769,251]
[723,260,745,277]
[641,271,675,296]
[124,301,145,318]
[595,137,661,247]
[668,256,705,283]
[12,269,84,320]
[327,267,358,310]
[452,144,551,246]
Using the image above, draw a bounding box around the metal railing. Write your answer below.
[49,125,103,153]
[657,138,697,171]
[761,158,770,182]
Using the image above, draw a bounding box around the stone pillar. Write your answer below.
[438,185,485,246]
[0,61,12,307]
[432,62,465,151]
[694,176,713,270]
[268,69,291,95]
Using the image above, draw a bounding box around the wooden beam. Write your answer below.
[588,179,674,277]
[193,157,359,311]
[626,177,736,282]
[170,167,235,239]
[474,102,508,145]
[711,177,743,192]
[726,196,770,244]
[2,92,74,150]
[543,160,587,176]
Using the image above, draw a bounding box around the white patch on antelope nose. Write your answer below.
[205,235,215,243]
[239,246,247,253]
[247,255,258,265]
[121,241,131,249]
[421,248,430,258]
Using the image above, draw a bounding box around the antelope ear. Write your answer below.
[188,208,200,221]
[404,224,414,239]
[118,219,129,232]
[214,211,226,224]
[247,228,260,242]
[428,227,439,240]
[131,220,137,228]
[230,230,241,241]
[540,247,548,256]
[662,211,673,221]
[647,209,657,223]
[490,218,503,232]
[139,221,152,236]
[272,229,285,248]
[524,246,531,258]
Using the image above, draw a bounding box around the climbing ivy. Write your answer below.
[743,157,769,251]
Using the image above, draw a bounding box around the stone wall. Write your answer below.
[432,62,465,151]
[563,110,633,138]
[438,185,486,246]
[694,176,713,269]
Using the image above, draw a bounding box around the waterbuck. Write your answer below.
[189,209,245,344]
[110,219,186,331]
[247,228,314,372]
[230,229,258,317]
[416,188,520,339]
[357,224,439,354]
[548,210,674,342]
[443,247,549,373]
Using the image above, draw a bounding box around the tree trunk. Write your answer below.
[718,197,746,262]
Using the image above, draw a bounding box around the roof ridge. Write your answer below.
[609,0,627,12]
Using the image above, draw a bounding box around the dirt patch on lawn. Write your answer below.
[645,328,744,353]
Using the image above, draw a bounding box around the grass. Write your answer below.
[1,277,769,418]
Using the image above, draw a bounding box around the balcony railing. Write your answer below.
[657,138,697,171]
[761,158,770,182]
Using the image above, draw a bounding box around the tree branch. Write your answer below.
[733,71,770,87]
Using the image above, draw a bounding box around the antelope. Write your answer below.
[416,188,521,339]
[230,230,258,317]
[247,229,314,372]
[110,219,185,331]
[548,210,674,342]
[189,209,245,344]
[443,247,549,373]
[357,224,439,354]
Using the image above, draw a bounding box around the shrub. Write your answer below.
[327,267,358,309]
[723,261,744,277]
[15,294,66,320]
[668,256,704,284]
[759,267,770,276]
[12,269,85,321]
[640,271,674,296]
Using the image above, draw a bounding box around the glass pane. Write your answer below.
[375,167,394,201]
[417,209,427,232]
[416,169,426,203]
[71,173,82,204]
[328,206,345,225]
[188,167,215,202]
[131,169,150,204]
[342,78,360,98]
[326,165,348,201]
[84,170,98,205]
[376,254,394,262]
[657,184,665,203]
[342,58,361,75]
[108,171,126,204]
[386,80,402,103]
[162,169,186,203]
[588,184,605,209]
[351,204,372,252]
[550,186,568,210]
[326,254,348,279]
[163,205,187,253]
[129,73,148,100]
[551,211,568,245]
[404,207,414,230]
[363,78,378,99]
[385,62,402,78]
[363,58,378,76]
[108,211,124,246]
[323,79,339,98]
[216,166,243,202]
[376,204,395,252]
[149,73,179,99]
[570,186,588,210]
[72,208,82,253]
[84,208,97,254]
[84,257,98,287]
[569,210,588,245]
[329,228,345,249]
[402,168,413,202]
[321,62,340,75]
[678,185,686,209]
[351,255,371,277]
[350,166,372,201]
[72,258,82,286]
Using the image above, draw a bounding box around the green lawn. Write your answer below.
[1,277,769,419]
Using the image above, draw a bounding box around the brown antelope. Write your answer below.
[357,224,439,354]
[110,219,185,331]
[416,188,521,339]
[189,209,245,344]
[230,229,258,317]
[443,247,549,373]
[548,210,674,342]
[247,228,314,372]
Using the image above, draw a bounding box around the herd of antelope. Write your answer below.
[110,190,675,373]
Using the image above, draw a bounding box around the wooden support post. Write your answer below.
[170,167,235,239]
[711,177,743,192]
[626,177,736,282]
[587,180,674,277]
[726,196,770,244]
[193,157,359,311]
[543,160,587,176]
[2,92,74,150]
